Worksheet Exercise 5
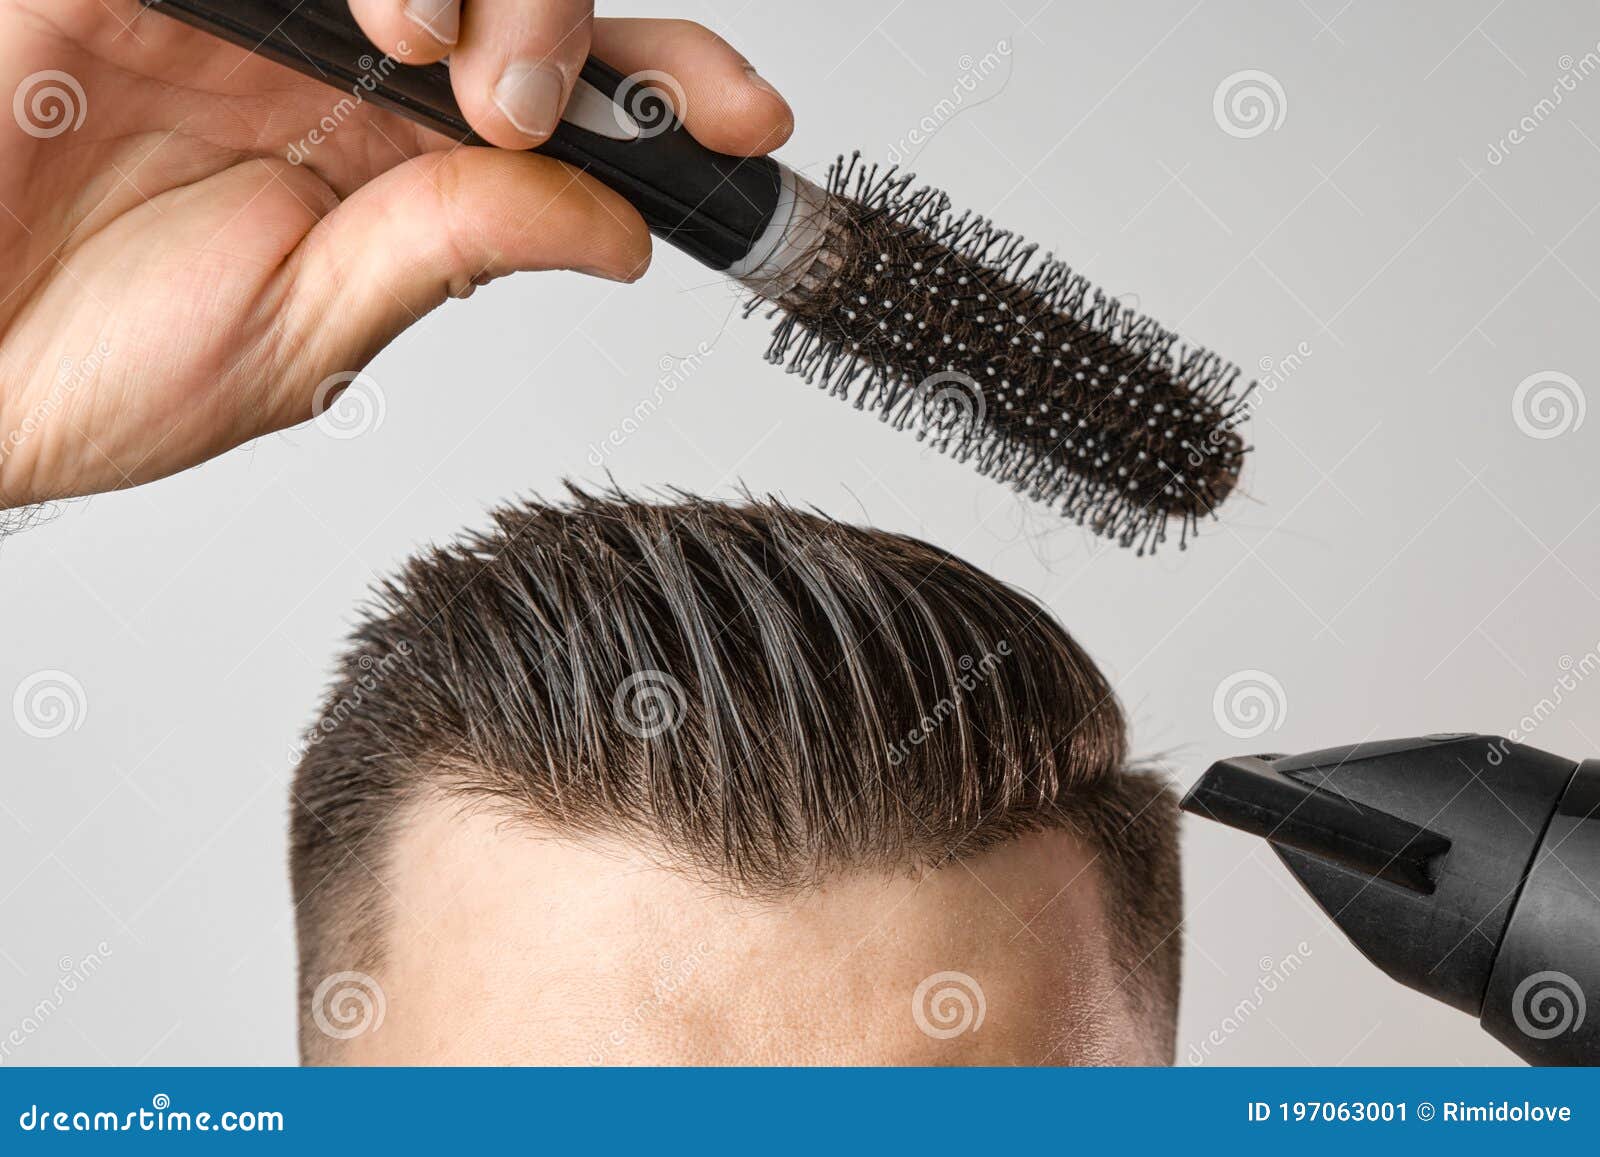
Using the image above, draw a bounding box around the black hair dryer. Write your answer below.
[1181,734,1600,1064]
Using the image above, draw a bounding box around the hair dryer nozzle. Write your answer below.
[1181,752,1449,893]
[1183,735,1600,1065]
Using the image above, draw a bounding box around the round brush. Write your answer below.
[151,0,1253,554]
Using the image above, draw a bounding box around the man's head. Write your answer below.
[289,489,1181,1064]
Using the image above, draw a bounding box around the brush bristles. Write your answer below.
[745,154,1254,554]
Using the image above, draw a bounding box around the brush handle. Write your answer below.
[144,0,786,271]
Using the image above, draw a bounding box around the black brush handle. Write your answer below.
[144,0,784,270]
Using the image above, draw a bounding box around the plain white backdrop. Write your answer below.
[4,0,1600,1064]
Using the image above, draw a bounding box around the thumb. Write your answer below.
[275,147,650,419]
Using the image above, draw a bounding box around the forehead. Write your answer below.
[338,799,1120,1064]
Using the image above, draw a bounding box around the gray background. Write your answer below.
[4,0,1599,1065]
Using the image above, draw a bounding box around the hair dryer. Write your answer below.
[1181,733,1600,1064]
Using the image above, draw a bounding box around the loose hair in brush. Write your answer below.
[749,156,1253,555]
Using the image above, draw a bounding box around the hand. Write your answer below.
[0,1,792,508]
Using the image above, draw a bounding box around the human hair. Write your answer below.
[288,487,1181,1057]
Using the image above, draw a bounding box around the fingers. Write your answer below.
[347,0,593,148]
[346,0,460,63]
[592,19,793,157]
[452,0,593,149]
[347,5,792,157]
[279,148,649,423]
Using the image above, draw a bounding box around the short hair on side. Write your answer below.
[289,486,1181,1057]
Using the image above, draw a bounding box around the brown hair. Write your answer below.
[289,487,1181,1052]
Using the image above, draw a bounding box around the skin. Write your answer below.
[320,798,1167,1066]
[0,1,792,507]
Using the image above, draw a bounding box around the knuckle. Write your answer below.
[664,18,716,44]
